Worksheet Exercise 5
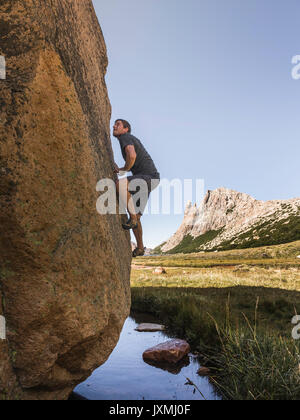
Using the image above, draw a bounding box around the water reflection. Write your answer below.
[143,356,190,375]
[74,316,220,400]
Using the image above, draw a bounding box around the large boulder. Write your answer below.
[143,339,191,364]
[0,0,131,400]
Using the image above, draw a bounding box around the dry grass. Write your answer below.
[137,240,300,268]
[131,265,300,292]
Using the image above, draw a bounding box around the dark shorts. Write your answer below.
[127,174,160,215]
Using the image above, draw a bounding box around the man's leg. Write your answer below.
[132,214,144,250]
[116,179,137,223]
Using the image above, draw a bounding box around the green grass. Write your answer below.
[131,283,300,344]
[131,286,300,399]
[152,242,166,255]
[209,320,300,400]
[167,229,223,254]
[131,244,300,400]
[216,214,300,251]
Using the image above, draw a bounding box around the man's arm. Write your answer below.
[120,145,137,172]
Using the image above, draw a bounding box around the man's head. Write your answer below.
[113,119,131,137]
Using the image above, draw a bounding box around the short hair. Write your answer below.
[116,119,131,134]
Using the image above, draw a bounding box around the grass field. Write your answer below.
[131,241,300,400]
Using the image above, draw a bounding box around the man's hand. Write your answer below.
[114,163,120,174]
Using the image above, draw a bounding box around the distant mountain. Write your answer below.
[160,188,300,254]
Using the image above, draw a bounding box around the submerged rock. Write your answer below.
[143,339,191,364]
[135,323,165,332]
[0,0,131,400]
[197,367,211,377]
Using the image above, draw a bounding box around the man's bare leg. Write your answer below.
[132,214,144,250]
[116,180,145,252]
[116,179,137,223]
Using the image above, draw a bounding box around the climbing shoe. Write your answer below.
[122,218,138,231]
[132,248,145,258]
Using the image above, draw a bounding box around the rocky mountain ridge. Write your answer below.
[161,188,300,254]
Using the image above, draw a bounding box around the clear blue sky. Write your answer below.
[92,0,300,248]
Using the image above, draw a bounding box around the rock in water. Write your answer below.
[197,367,211,377]
[0,0,131,400]
[135,323,165,332]
[143,339,191,364]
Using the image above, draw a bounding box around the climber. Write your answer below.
[113,119,160,257]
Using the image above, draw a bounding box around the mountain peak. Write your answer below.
[162,188,300,253]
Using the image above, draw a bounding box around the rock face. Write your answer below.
[0,0,131,400]
[162,188,300,253]
[143,339,191,364]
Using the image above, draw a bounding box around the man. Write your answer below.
[113,119,160,257]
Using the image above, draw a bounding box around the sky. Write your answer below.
[92,0,300,248]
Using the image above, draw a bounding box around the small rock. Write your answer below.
[135,323,165,332]
[262,253,271,259]
[197,367,211,377]
[297,255,300,259]
[143,339,190,364]
[234,264,250,273]
[153,267,167,275]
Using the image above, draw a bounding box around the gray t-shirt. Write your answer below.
[118,133,160,178]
